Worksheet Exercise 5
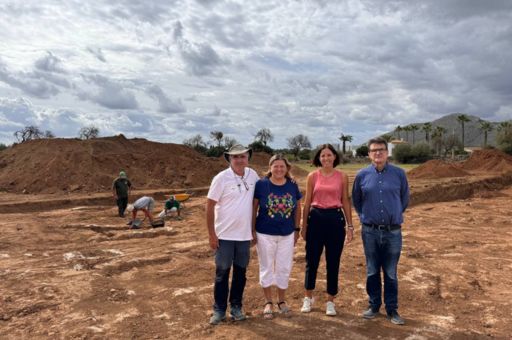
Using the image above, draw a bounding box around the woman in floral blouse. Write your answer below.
[252,154,302,319]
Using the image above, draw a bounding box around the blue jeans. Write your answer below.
[362,225,402,313]
[213,240,251,313]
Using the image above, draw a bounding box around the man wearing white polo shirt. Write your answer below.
[206,144,259,325]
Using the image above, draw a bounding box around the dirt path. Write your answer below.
[1,183,511,339]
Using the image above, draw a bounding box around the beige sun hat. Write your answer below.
[223,144,253,162]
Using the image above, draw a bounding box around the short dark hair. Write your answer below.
[312,144,340,167]
[368,137,388,150]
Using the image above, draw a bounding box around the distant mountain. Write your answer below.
[388,113,507,147]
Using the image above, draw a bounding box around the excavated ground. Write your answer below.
[1,169,511,339]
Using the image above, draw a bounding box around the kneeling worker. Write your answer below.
[158,195,182,220]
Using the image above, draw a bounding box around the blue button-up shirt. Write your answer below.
[352,163,409,225]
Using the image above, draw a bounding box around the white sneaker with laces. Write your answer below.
[326,301,337,316]
[300,297,314,313]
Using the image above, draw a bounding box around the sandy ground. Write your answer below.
[1,176,512,339]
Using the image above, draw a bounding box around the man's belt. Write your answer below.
[363,224,401,231]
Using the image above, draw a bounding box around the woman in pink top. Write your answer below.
[300,144,353,316]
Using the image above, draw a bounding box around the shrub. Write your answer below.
[411,143,432,162]
[392,144,412,163]
[356,145,368,157]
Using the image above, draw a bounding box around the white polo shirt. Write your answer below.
[207,167,259,241]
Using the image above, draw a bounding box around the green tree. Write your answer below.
[338,133,353,154]
[422,122,432,144]
[210,131,224,148]
[223,136,238,149]
[355,144,369,157]
[394,125,403,139]
[254,128,273,146]
[403,125,411,143]
[497,121,512,154]
[456,114,471,150]
[409,124,419,144]
[183,134,207,154]
[478,120,493,148]
[287,134,311,160]
[431,126,447,156]
[0,143,7,151]
[78,126,100,139]
[380,134,393,142]
[411,143,432,162]
[393,144,412,163]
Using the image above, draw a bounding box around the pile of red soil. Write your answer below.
[0,135,228,194]
[408,160,470,179]
[462,149,512,172]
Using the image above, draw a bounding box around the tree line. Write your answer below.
[388,114,512,162]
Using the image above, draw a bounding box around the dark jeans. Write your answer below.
[362,225,402,313]
[116,197,128,217]
[304,207,346,296]
[213,240,251,313]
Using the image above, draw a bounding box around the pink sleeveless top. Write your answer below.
[311,170,343,209]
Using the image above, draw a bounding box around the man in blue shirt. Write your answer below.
[352,137,409,325]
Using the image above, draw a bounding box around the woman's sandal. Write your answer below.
[263,301,274,319]
[277,301,290,315]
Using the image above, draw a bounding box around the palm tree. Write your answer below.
[210,131,224,148]
[456,114,471,150]
[403,126,411,143]
[339,134,353,154]
[409,124,419,144]
[422,122,432,145]
[479,120,493,148]
[431,126,447,156]
[394,126,403,140]
[498,120,512,131]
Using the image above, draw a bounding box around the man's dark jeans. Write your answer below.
[362,225,402,313]
[213,240,251,313]
[116,197,128,217]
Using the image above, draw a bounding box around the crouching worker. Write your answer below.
[158,195,182,220]
[127,196,155,228]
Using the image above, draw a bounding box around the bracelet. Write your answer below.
[347,225,354,229]
[294,227,301,231]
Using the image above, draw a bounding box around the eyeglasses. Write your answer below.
[231,154,248,159]
[237,176,249,192]
[369,148,387,153]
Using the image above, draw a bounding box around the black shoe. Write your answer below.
[362,307,379,319]
[387,310,405,325]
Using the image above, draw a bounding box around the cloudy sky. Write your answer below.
[1,0,511,148]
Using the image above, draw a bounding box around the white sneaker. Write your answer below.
[326,301,337,316]
[300,297,314,313]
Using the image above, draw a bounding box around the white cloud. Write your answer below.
[0,0,511,147]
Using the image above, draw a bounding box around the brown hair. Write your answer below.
[312,144,340,167]
[265,154,293,179]
[368,137,388,150]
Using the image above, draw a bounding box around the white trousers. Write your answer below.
[158,207,177,218]
[256,232,295,289]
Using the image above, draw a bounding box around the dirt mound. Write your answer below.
[462,149,512,172]
[0,136,227,194]
[408,159,470,179]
